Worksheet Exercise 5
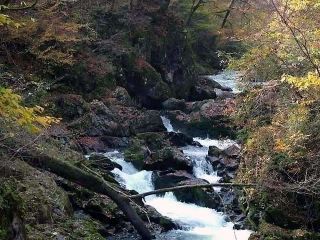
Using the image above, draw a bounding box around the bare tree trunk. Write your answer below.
[20,151,154,240]
[221,0,236,28]
[186,0,204,26]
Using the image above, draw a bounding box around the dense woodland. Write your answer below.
[0,0,320,239]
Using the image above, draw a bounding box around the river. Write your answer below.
[105,71,252,240]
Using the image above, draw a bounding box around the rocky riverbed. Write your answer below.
[67,70,252,239]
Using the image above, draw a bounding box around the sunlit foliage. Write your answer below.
[230,0,320,81]
[283,72,320,90]
[0,88,59,132]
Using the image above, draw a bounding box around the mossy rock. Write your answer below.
[124,139,148,170]
[137,132,167,151]
[208,145,223,157]
[265,207,300,229]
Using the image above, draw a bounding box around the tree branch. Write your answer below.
[221,0,236,28]
[129,183,256,199]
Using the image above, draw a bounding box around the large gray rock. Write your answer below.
[208,145,223,157]
[222,144,241,157]
[69,101,165,137]
[162,98,186,110]
[189,86,217,101]
[145,147,193,172]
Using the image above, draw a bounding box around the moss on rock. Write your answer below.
[124,139,147,170]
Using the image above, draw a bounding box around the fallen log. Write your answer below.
[20,151,154,240]
[129,183,256,199]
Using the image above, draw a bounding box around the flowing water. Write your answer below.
[207,70,242,93]
[106,71,252,239]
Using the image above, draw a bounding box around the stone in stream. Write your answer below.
[216,89,236,99]
[166,98,236,138]
[165,131,199,147]
[152,170,221,209]
[198,76,233,92]
[207,144,240,172]
[223,144,241,157]
[187,76,233,102]
[145,147,193,173]
[124,133,195,172]
[89,153,123,171]
[208,145,223,157]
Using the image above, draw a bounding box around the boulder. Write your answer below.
[131,110,166,134]
[88,153,122,171]
[165,132,197,147]
[145,147,193,172]
[166,99,236,138]
[216,89,236,99]
[152,170,193,190]
[208,145,223,157]
[124,140,152,170]
[69,101,165,137]
[162,98,186,110]
[175,179,220,209]
[142,206,177,231]
[112,87,132,105]
[124,57,172,108]
[222,144,241,157]
[189,86,217,101]
[220,157,239,171]
[187,75,235,101]
[69,101,125,137]
[206,155,220,167]
[207,144,240,173]
[53,94,90,120]
[152,170,220,208]
[198,76,233,92]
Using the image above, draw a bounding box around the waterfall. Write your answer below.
[161,116,175,132]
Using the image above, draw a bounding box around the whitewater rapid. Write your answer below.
[106,118,251,240]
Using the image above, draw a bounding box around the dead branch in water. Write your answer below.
[129,182,256,199]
